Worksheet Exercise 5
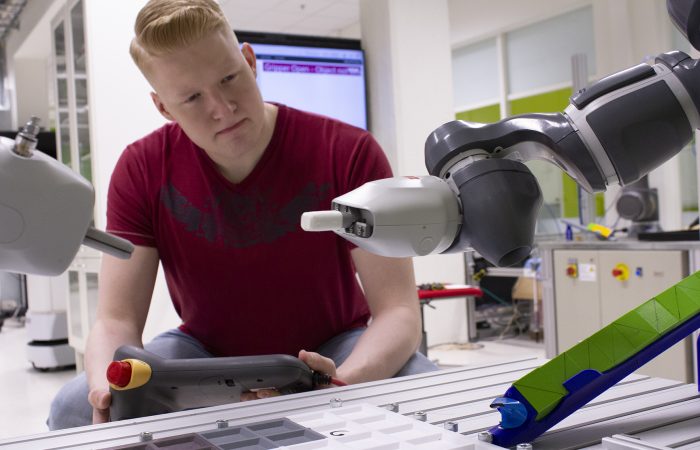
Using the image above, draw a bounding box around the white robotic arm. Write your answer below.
[0,117,133,276]
[301,175,461,257]
[302,0,700,266]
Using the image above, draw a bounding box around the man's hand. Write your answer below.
[240,389,280,401]
[298,349,338,388]
[240,350,339,401]
[88,387,112,424]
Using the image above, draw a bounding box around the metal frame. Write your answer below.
[2,355,700,449]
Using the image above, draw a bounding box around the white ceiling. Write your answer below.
[0,0,27,41]
[10,0,362,62]
[220,0,361,37]
[12,0,63,60]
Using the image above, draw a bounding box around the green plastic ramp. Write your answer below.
[514,271,700,420]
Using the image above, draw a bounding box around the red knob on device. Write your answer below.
[107,361,132,387]
[612,269,623,277]
[566,267,576,276]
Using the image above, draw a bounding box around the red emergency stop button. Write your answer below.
[566,264,578,278]
[107,361,132,387]
[611,263,629,281]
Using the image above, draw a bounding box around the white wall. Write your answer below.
[448,0,591,47]
[338,20,361,39]
[360,0,468,346]
[82,0,176,342]
[592,0,671,73]
[82,0,165,231]
[5,0,63,130]
[14,58,51,128]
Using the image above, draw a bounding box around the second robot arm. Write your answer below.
[303,50,700,266]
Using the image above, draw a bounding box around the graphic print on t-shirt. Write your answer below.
[160,181,331,247]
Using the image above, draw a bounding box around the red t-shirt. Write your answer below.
[106,105,392,357]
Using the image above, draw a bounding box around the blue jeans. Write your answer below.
[47,327,438,430]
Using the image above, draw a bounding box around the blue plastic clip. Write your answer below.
[490,397,528,429]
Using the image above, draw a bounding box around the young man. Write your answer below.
[48,0,437,429]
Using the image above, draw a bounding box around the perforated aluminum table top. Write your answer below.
[1,356,698,450]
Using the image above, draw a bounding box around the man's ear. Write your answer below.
[240,42,257,77]
[151,92,175,121]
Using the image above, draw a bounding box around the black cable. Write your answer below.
[479,286,511,306]
[312,371,348,387]
[312,371,332,387]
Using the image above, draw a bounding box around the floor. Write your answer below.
[428,336,546,368]
[0,319,75,440]
[0,320,545,442]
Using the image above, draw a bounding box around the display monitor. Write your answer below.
[236,31,368,130]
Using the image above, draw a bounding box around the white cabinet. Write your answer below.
[65,248,100,372]
[50,0,97,371]
[51,0,92,185]
[44,1,178,360]
[552,248,693,382]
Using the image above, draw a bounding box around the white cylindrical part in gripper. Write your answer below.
[301,211,345,231]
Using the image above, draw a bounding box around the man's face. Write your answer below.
[145,29,266,159]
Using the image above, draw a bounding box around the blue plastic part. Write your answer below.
[490,397,528,429]
[635,267,643,277]
[488,310,700,447]
[562,369,601,393]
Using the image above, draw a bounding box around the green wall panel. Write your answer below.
[509,87,572,116]
[455,88,605,221]
[456,104,500,123]
[510,87,604,218]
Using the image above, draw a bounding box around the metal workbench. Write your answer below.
[2,355,699,449]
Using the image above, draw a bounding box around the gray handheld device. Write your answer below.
[108,345,321,421]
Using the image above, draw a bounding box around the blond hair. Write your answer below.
[130,0,231,72]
